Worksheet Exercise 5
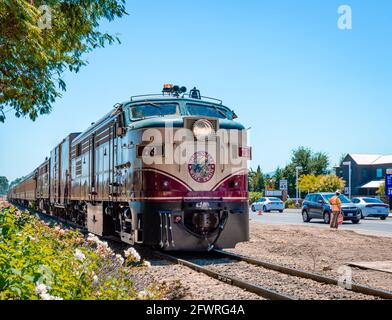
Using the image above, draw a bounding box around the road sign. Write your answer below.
[279,179,288,191]
[344,187,349,195]
[265,190,282,197]
[386,169,392,196]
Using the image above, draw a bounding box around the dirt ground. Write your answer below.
[133,222,392,299]
[228,222,392,292]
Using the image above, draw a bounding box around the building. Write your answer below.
[336,154,392,197]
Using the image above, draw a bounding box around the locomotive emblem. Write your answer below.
[188,151,216,183]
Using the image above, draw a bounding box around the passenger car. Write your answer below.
[301,193,361,224]
[351,197,389,220]
[251,197,284,213]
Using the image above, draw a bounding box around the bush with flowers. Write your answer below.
[0,203,163,300]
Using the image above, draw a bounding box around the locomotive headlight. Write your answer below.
[193,119,214,140]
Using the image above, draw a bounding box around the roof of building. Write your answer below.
[348,154,392,165]
[359,180,384,189]
[372,155,392,165]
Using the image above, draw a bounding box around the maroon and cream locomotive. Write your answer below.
[8,86,251,251]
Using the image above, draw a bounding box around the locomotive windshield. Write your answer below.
[186,103,232,119]
[129,103,178,120]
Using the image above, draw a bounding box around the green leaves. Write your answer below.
[0,0,127,122]
[0,204,163,300]
[299,174,345,193]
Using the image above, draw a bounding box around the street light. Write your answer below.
[295,166,303,206]
[343,161,352,199]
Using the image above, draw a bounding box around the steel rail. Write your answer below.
[153,251,297,301]
[12,203,391,299]
[214,249,392,300]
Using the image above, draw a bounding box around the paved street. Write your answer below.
[250,208,392,237]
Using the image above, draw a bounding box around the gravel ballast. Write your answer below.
[229,222,392,293]
[130,222,392,300]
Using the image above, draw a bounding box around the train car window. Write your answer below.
[129,103,178,120]
[76,143,82,157]
[186,103,232,119]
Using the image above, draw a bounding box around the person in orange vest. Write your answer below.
[329,190,342,229]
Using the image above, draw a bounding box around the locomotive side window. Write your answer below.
[76,143,82,157]
[186,103,232,119]
[129,103,178,120]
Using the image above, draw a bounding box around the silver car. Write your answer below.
[251,197,285,213]
[352,197,390,220]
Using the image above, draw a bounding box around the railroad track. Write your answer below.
[154,251,296,300]
[213,249,392,300]
[10,203,392,300]
[154,250,392,300]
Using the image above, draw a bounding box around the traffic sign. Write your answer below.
[265,190,282,197]
[386,169,392,197]
[279,179,288,191]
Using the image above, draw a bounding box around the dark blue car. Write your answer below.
[302,193,361,224]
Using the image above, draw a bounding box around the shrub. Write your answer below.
[285,199,296,209]
[0,203,164,300]
[299,174,345,193]
[249,192,263,205]
[377,182,385,196]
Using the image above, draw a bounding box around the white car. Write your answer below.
[352,197,390,220]
[251,197,285,213]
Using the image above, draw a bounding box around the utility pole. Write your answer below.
[343,161,352,199]
[295,166,303,207]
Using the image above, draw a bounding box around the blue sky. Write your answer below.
[1,0,392,181]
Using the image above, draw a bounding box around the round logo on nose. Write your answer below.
[188,151,216,183]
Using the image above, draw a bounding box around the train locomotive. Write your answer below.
[8,85,251,251]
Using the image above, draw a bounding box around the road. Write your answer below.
[250,208,392,237]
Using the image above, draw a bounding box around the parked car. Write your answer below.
[301,193,361,224]
[351,197,389,220]
[251,197,284,213]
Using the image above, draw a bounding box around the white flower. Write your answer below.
[40,293,63,300]
[137,290,153,300]
[93,275,99,285]
[74,249,85,262]
[142,260,151,268]
[87,233,99,243]
[35,283,47,296]
[35,283,62,300]
[115,254,124,265]
[124,247,141,261]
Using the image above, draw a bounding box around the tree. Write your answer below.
[280,147,330,197]
[0,0,127,122]
[299,174,345,194]
[317,175,345,192]
[0,176,9,195]
[377,182,385,196]
[291,147,313,174]
[298,174,319,193]
[273,167,284,190]
[248,166,264,192]
[309,152,329,175]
